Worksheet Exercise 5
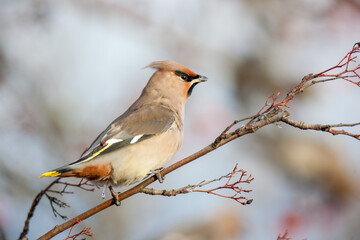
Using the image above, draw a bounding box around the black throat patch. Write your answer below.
[187,82,199,97]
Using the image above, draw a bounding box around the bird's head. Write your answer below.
[145,61,207,102]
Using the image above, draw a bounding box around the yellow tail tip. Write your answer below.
[38,171,61,178]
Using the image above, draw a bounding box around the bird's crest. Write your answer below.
[146,61,197,77]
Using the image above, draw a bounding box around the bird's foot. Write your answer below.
[109,186,121,206]
[152,168,165,183]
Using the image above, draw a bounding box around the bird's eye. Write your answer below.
[175,71,191,82]
[181,74,188,81]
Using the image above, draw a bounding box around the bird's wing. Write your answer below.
[73,105,176,164]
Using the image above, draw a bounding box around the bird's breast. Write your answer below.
[108,125,182,186]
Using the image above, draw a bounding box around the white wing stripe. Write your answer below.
[106,138,123,144]
[130,135,143,144]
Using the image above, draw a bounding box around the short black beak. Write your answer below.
[195,75,208,83]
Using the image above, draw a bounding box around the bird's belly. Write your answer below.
[108,131,182,186]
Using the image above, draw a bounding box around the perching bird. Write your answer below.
[39,61,207,204]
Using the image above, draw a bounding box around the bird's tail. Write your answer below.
[39,161,112,180]
[38,165,77,178]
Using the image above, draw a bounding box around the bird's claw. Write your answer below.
[109,186,121,206]
[152,168,165,183]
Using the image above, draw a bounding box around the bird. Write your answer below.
[39,60,207,205]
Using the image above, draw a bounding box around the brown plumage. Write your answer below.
[60,163,112,181]
[146,61,198,77]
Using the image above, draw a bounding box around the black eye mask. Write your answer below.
[174,71,200,82]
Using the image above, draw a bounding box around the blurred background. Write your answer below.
[1,0,360,239]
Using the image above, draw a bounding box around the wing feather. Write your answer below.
[72,105,175,165]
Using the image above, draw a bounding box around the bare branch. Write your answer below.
[57,179,96,192]
[277,230,292,240]
[64,220,93,240]
[281,117,360,140]
[18,179,59,240]
[45,193,70,220]
[142,164,254,205]
[189,164,254,205]
[19,178,97,240]
[263,43,360,112]
[213,115,255,146]
[141,187,190,196]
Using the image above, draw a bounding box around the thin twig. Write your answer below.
[213,115,255,147]
[277,230,291,240]
[64,219,93,240]
[142,164,254,205]
[18,179,59,240]
[57,178,96,192]
[19,178,97,240]
[45,193,70,219]
[281,117,360,140]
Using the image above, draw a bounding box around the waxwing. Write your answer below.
[39,60,207,204]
